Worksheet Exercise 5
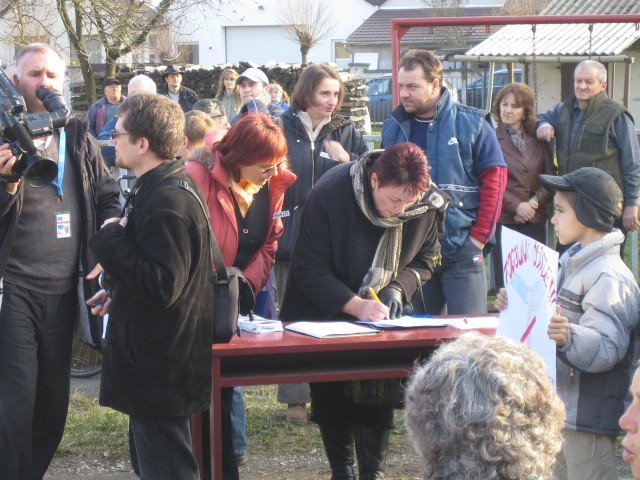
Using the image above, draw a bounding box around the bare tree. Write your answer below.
[2,0,223,103]
[0,0,59,51]
[502,0,549,16]
[278,0,337,65]
[422,0,471,50]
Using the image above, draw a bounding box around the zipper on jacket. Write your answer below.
[310,141,315,187]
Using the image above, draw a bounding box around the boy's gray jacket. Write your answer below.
[556,229,640,435]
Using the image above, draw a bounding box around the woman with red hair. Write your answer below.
[186,114,296,479]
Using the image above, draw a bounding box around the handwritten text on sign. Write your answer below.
[498,227,559,387]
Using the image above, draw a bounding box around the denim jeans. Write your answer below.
[231,386,247,456]
[413,235,488,315]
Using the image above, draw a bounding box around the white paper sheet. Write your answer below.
[285,321,380,338]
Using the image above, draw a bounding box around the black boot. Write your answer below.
[318,423,356,480]
[353,427,390,480]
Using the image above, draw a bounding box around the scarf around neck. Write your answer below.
[350,151,448,297]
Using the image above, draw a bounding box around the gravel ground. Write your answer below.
[47,449,425,479]
[45,376,634,479]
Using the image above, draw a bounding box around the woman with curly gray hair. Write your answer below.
[404,332,565,480]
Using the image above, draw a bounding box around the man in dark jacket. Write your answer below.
[158,64,199,112]
[537,59,640,240]
[87,94,213,478]
[0,43,121,480]
[86,77,125,137]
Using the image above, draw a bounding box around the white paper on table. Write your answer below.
[285,321,380,338]
[445,316,500,330]
[238,317,283,333]
[357,316,448,329]
[497,227,559,387]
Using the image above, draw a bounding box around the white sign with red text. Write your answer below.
[497,227,558,387]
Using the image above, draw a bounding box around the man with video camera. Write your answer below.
[0,43,120,479]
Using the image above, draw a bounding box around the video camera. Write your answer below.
[0,65,70,187]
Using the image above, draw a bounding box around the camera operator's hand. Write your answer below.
[0,143,19,194]
[101,216,128,228]
[378,282,405,319]
[86,263,103,280]
[86,289,111,316]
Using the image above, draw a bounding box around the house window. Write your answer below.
[333,40,351,69]
[14,35,50,57]
[70,35,102,64]
[176,43,199,64]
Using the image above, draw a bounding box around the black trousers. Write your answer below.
[0,282,76,480]
[129,415,200,479]
[310,381,394,429]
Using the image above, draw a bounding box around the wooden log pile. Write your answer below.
[70,63,369,134]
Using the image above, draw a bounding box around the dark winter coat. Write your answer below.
[0,117,121,344]
[275,109,369,263]
[158,85,200,112]
[90,159,214,418]
[280,160,444,322]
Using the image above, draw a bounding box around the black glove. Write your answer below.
[378,282,405,319]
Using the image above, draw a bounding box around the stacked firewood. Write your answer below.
[70,63,369,133]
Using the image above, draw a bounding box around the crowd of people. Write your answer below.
[1,41,640,480]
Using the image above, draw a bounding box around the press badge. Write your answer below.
[56,211,71,239]
[273,210,290,219]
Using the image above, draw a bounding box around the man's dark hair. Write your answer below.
[400,49,443,84]
[119,94,185,160]
[291,63,344,112]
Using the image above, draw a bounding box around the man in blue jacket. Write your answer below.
[86,77,125,137]
[382,49,506,316]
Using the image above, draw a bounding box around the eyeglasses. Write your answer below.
[257,158,286,174]
[111,130,129,140]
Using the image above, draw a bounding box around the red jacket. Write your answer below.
[185,150,296,292]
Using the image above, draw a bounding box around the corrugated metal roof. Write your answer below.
[466,22,640,56]
[346,7,500,46]
[543,0,640,16]
[467,0,640,56]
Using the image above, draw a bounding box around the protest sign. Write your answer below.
[497,227,558,386]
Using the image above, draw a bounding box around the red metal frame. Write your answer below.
[391,14,640,106]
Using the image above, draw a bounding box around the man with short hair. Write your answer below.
[232,67,284,124]
[537,60,640,237]
[381,49,507,316]
[97,74,158,141]
[0,43,120,479]
[87,94,213,478]
[158,64,199,112]
[86,77,125,137]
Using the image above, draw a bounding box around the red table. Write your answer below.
[193,320,496,480]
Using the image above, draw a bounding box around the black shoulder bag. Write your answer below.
[173,179,255,343]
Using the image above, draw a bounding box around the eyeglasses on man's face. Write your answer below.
[111,130,130,140]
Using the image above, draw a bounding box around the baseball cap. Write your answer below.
[193,99,226,118]
[104,77,120,87]
[540,167,623,232]
[236,67,269,85]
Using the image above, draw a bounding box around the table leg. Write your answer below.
[211,356,223,480]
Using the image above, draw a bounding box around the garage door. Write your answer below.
[226,26,301,64]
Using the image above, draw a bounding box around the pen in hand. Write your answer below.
[368,288,389,320]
